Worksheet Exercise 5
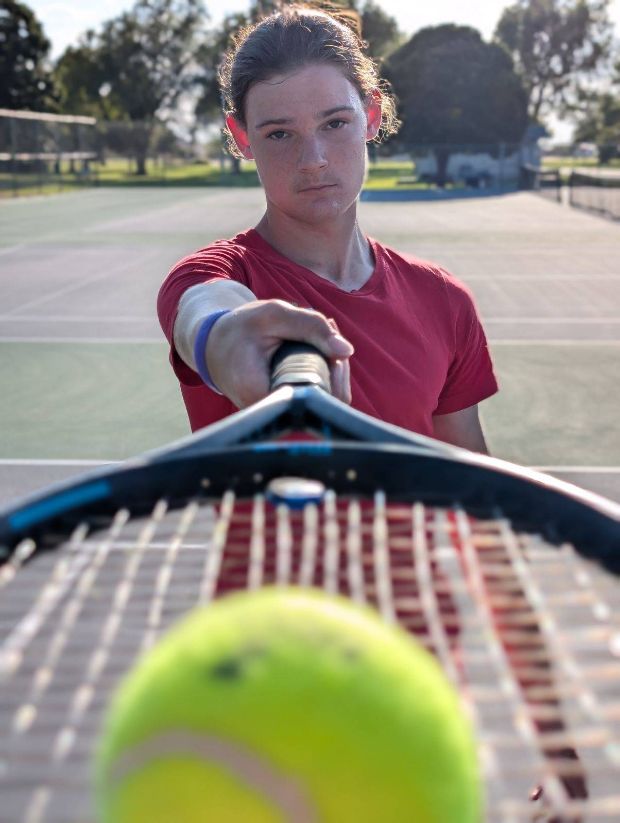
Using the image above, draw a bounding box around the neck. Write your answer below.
[255,207,374,292]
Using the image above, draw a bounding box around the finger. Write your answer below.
[330,358,352,404]
[340,356,352,404]
[265,303,354,360]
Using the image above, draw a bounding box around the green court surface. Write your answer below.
[0,340,616,468]
[483,344,618,465]
[0,186,618,502]
[0,342,187,459]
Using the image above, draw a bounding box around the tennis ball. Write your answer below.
[96,588,482,823]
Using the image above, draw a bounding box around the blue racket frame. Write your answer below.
[0,384,618,565]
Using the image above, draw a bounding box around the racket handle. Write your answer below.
[270,342,332,393]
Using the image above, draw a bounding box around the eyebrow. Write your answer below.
[254,105,356,130]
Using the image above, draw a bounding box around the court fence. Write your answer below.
[0,110,202,196]
[0,109,98,195]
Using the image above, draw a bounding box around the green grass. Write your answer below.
[94,158,260,186]
[0,157,261,197]
[365,161,433,189]
[1,158,426,197]
[542,155,620,170]
[6,154,619,199]
[93,157,424,188]
[540,155,620,185]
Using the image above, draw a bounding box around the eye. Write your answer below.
[326,119,347,130]
[267,130,289,141]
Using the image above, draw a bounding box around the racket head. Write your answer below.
[1,347,619,822]
[1,385,618,562]
[1,467,619,822]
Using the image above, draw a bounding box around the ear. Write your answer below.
[226,115,254,160]
[365,90,382,142]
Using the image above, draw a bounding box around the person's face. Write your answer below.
[227,62,381,225]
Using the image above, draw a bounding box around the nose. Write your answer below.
[297,136,328,173]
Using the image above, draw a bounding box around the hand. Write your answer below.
[205,300,354,408]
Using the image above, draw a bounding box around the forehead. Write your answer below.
[245,63,363,125]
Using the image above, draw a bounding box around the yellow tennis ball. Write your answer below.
[96,588,482,823]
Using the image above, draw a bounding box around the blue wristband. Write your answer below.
[193,309,231,394]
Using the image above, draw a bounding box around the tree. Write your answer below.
[494,0,613,123]
[0,0,56,110]
[54,0,207,174]
[360,0,404,59]
[55,35,118,120]
[384,25,528,185]
[573,60,620,161]
[193,11,247,124]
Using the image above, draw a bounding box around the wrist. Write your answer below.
[193,310,231,393]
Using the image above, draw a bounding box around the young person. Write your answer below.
[157,6,498,452]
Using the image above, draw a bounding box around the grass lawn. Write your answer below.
[92,157,425,188]
[0,157,434,197]
[4,153,619,199]
[542,155,620,170]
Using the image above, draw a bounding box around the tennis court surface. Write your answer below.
[0,186,618,502]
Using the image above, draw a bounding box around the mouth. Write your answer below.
[299,183,337,193]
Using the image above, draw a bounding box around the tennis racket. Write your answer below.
[1,343,619,823]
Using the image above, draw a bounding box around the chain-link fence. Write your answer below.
[0,109,98,195]
[0,110,212,196]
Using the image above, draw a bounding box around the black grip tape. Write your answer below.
[269,342,331,393]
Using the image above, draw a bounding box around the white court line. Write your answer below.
[0,244,27,258]
[485,317,620,323]
[0,335,618,346]
[1,316,619,324]
[0,459,116,466]
[465,275,620,280]
[0,315,151,322]
[0,336,616,346]
[4,247,163,316]
[0,336,161,344]
[489,339,620,345]
[533,466,620,473]
[0,459,616,472]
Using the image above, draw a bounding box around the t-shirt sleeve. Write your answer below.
[434,277,498,415]
[156,244,248,387]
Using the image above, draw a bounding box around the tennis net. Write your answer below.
[0,109,98,196]
[519,165,562,203]
[569,169,620,220]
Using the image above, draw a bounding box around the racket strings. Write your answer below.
[214,493,620,817]
[0,492,619,822]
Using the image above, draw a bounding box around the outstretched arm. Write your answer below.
[173,280,354,407]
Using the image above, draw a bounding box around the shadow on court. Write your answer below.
[0,187,618,503]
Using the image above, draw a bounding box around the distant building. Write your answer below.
[412,124,549,188]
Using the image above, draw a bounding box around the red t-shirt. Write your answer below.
[157,229,498,435]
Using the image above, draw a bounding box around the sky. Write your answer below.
[29,0,620,141]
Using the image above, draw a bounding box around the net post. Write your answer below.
[9,116,17,198]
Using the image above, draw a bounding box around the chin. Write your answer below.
[299,190,359,222]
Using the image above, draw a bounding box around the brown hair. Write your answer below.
[219,4,399,157]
